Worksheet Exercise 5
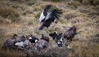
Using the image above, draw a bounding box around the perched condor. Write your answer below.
[15,36,31,49]
[39,5,62,30]
[2,34,18,48]
[39,5,52,22]
[49,31,57,40]
[49,31,63,42]
[41,34,49,42]
[49,31,64,47]
[28,34,39,43]
[63,26,77,41]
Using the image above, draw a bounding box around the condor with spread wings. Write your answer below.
[39,5,62,30]
[39,5,52,22]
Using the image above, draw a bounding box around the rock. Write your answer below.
[33,39,49,51]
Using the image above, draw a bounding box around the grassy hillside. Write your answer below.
[0,0,99,57]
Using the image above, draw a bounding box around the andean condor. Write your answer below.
[39,5,52,22]
[63,26,77,41]
[39,5,62,30]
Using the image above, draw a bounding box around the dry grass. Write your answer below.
[0,4,19,22]
[0,48,26,57]
[0,0,99,57]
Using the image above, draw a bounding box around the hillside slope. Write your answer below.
[0,0,99,57]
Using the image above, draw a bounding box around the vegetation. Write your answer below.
[50,0,61,2]
[0,0,99,57]
[74,0,83,3]
[0,5,19,22]
[43,0,62,2]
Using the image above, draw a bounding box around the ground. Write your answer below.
[0,0,99,57]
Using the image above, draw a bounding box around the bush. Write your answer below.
[0,5,19,21]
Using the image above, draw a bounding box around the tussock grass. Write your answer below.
[35,12,41,19]
[30,47,67,57]
[43,0,62,2]
[0,5,19,22]
[0,48,26,57]
[68,1,81,8]
[0,0,99,57]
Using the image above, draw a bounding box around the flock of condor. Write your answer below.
[2,5,77,51]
